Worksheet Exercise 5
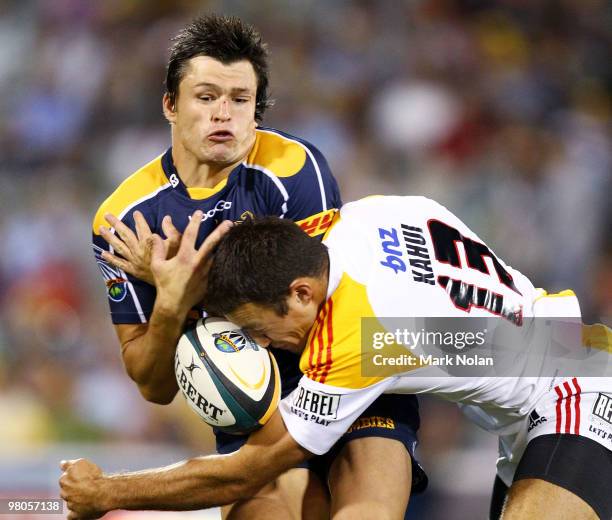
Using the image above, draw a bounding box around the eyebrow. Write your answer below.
[193,82,253,94]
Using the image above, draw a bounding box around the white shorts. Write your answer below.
[497,377,612,486]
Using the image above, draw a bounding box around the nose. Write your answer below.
[213,98,231,122]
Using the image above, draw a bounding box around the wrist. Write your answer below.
[153,295,190,321]
[98,474,121,513]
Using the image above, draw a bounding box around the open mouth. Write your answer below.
[208,131,234,142]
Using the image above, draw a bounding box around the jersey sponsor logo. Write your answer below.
[187,200,233,223]
[527,409,547,432]
[297,209,336,237]
[378,227,406,274]
[291,387,341,425]
[588,424,612,443]
[401,224,435,285]
[592,393,612,425]
[347,416,395,433]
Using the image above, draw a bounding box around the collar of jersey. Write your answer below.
[161,148,238,201]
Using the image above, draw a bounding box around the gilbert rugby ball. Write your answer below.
[175,317,280,434]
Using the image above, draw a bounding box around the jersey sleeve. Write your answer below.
[278,376,395,455]
[266,140,342,226]
[92,216,156,325]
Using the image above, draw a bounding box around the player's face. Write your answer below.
[228,298,319,354]
[164,56,258,166]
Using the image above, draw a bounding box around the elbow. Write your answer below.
[138,385,177,405]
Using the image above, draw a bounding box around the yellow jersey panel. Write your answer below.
[245,129,307,178]
[92,153,169,233]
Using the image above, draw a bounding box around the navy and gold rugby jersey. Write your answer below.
[92,127,341,324]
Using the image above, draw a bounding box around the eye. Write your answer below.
[234,97,249,104]
[198,94,214,102]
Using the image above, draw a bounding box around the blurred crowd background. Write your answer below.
[0,0,610,518]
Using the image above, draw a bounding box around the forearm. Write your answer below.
[104,454,258,511]
[122,299,190,402]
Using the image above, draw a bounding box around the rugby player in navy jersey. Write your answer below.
[92,15,425,520]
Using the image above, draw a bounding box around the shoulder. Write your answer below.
[300,272,384,390]
[245,127,328,179]
[92,153,170,233]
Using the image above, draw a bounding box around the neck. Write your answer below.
[171,141,243,189]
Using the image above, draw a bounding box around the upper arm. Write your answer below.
[93,225,156,325]
[232,411,311,494]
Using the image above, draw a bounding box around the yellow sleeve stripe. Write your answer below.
[297,209,338,237]
[92,154,170,234]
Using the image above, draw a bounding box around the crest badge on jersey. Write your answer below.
[106,277,128,302]
[94,244,130,303]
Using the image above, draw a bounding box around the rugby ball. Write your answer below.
[174,317,281,434]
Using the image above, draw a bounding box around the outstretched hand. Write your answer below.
[99,211,182,285]
[149,212,233,317]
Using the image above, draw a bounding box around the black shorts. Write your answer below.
[215,348,427,494]
[491,434,612,520]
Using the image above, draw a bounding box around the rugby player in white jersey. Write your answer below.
[63,196,611,519]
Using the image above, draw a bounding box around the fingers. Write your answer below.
[99,226,132,259]
[161,215,181,241]
[104,214,138,250]
[162,215,181,259]
[149,234,166,263]
[100,251,131,272]
[195,219,233,263]
[133,210,152,241]
[179,211,204,253]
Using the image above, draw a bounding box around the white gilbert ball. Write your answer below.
[175,317,281,434]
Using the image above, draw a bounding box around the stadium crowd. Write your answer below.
[0,1,609,518]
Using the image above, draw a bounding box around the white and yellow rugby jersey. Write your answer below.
[92,127,340,324]
[279,196,588,455]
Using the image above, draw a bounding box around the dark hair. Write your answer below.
[205,217,328,316]
[166,14,272,122]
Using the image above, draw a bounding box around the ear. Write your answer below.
[163,93,177,124]
[289,278,315,306]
